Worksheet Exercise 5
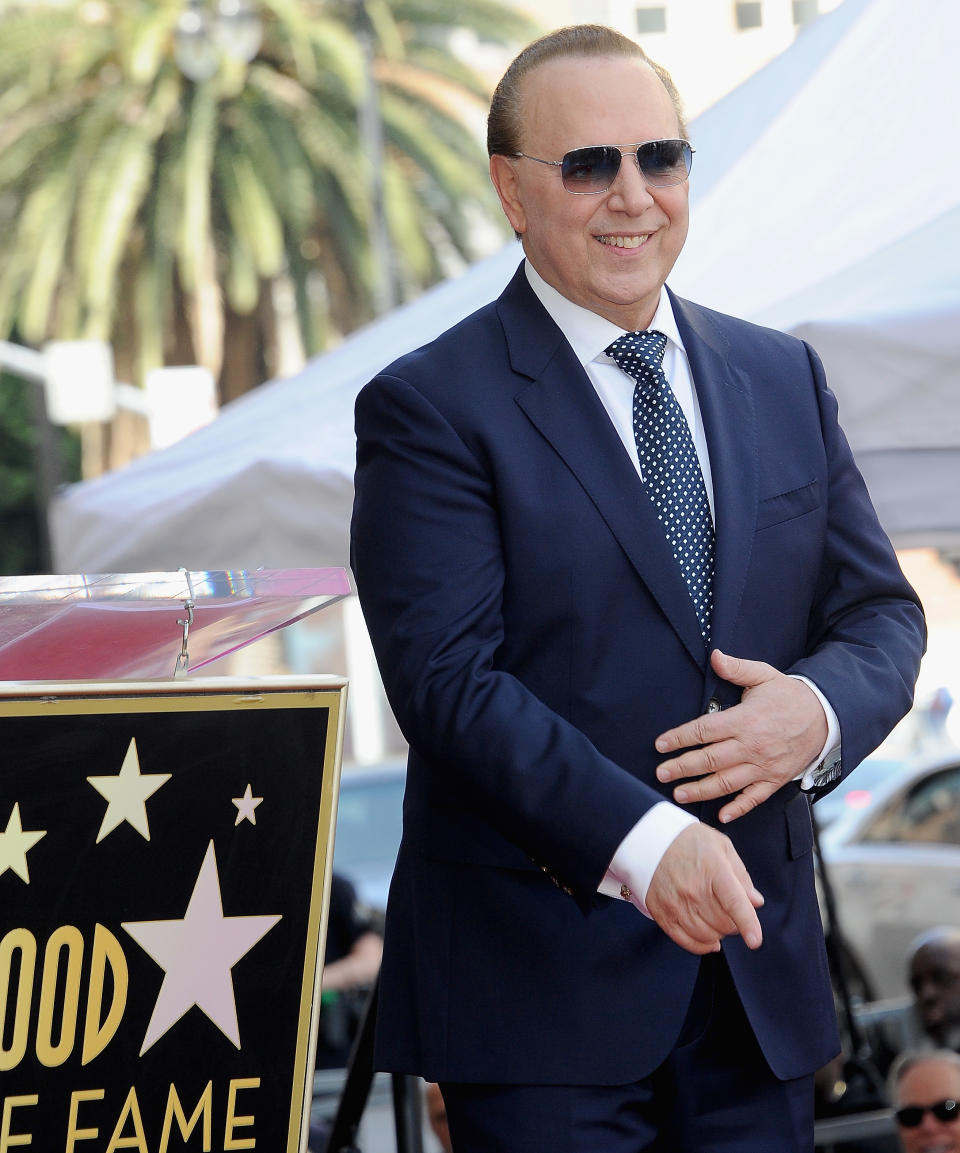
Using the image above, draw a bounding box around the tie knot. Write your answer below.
[605,329,668,380]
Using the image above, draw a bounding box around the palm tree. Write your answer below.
[0,0,538,437]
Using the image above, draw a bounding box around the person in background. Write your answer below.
[424,1082,453,1153]
[909,928,960,1052]
[351,23,926,1152]
[889,1049,960,1153]
[315,872,383,1069]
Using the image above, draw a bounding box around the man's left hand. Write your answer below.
[654,649,827,823]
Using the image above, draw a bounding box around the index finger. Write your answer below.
[655,710,731,754]
[713,870,764,950]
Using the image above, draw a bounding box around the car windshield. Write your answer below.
[859,762,960,845]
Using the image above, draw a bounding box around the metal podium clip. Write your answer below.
[174,569,197,678]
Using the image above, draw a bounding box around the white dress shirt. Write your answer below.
[523,261,840,915]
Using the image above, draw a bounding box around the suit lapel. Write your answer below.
[498,269,709,668]
[670,292,759,654]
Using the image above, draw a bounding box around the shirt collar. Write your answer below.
[523,259,684,367]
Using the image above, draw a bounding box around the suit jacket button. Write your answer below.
[706,698,722,714]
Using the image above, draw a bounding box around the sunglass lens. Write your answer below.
[896,1107,923,1127]
[896,1100,960,1127]
[638,140,692,186]
[561,146,622,193]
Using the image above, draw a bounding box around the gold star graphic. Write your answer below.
[88,737,171,843]
[0,802,46,883]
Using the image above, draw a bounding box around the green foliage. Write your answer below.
[0,0,539,397]
[0,370,81,576]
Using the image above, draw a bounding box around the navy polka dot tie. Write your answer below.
[605,329,715,642]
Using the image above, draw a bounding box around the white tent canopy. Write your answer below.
[51,0,960,574]
[50,248,520,573]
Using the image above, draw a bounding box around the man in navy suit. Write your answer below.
[350,24,925,1152]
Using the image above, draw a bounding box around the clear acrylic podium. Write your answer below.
[0,566,352,680]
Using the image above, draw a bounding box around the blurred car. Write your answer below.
[332,760,406,911]
[818,747,960,1001]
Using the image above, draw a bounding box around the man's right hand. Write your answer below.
[645,824,764,955]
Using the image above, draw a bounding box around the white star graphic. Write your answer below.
[232,784,263,826]
[122,840,280,1054]
[87,737,171,843]
[0,803,46,883]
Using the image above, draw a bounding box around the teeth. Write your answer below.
[598,235,646,248]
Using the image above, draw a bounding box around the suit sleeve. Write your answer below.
[350,371,664,895]
[787,342,926,778]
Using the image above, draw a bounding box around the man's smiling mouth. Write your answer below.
[596,234,648,248]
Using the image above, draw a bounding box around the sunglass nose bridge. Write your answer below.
[612,148,654,194]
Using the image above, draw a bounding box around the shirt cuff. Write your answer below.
[790,674,842,789]
[598,802,698,916]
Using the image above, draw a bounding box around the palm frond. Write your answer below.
[177,85,219,294]
[13,173,73,341]
[388,0,540,46]
[125,6,181,85]
[0,0,534,392]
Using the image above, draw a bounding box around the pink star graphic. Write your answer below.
[123,841,280,1054]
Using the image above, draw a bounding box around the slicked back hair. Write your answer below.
[487,24,688,159]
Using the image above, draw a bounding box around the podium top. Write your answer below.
[0,568,351,681]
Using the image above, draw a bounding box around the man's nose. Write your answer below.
[607,149,655,211]
[917,978,941,1004]
[917,1110,944,1135]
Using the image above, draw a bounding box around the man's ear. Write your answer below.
[490,154,526,236]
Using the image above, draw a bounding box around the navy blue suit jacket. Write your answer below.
[350,264,925,1085]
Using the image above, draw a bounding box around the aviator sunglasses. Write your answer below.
[895,1098,960,1127]
[513,138,694,194]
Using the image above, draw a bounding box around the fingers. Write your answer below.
[645,826,764,956]
[716,784,775,824]
[659,918,723,956]
[712,864,764,949]
[672,771,779,813]
[654,657,771,763]
[656,744,782,807]
[655,713,722,758]
[656,894,762,955]
[709,648,774,688]
[653,652,828,819]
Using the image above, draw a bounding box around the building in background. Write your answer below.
[453,0,844,120]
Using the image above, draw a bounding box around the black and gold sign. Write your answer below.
[0,677,346,1153]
